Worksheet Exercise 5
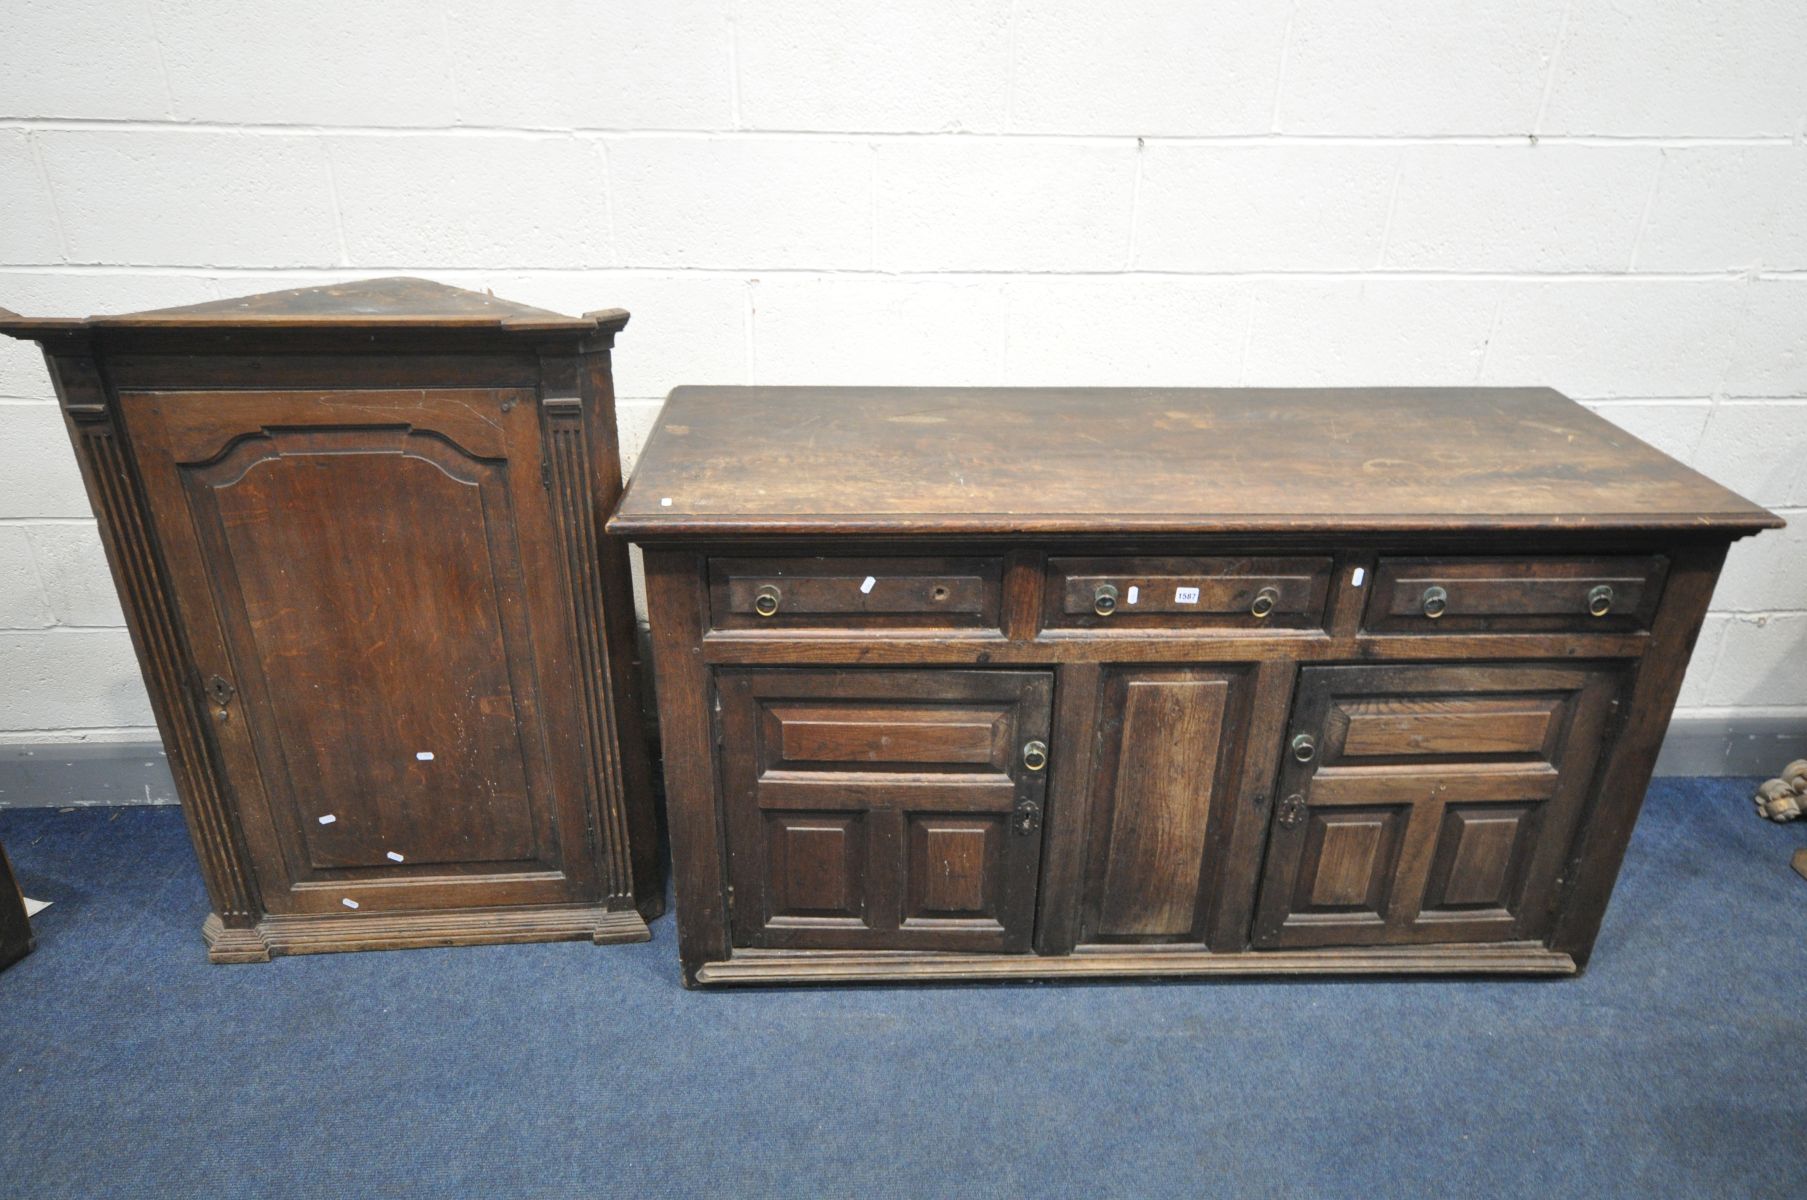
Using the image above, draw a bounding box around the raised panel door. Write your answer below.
[1253,663,1622,948]
[717,668,1053,952]
[122,388,594,914]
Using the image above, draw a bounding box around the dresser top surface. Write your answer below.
[610,386,1779,540]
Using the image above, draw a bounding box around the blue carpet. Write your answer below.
[2,778,1804,1199]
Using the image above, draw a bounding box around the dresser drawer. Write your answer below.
[1044,556,1333,631]
[1364,556,1667,633]
[708,556,1004,631]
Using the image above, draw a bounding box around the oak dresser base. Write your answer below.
[611,386,1782,990]
[695,943,1577,986]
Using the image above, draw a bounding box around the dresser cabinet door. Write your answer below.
[717,668,1053,952]
[122,388,597,914]
[1076,666,1256,944]
[1252,663,1621,948]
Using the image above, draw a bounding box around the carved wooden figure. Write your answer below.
[0,280,660,961]
[611,386,1781,987]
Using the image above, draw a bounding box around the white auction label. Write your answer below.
[1126,586,1139,605]
[1174,586,1200,604]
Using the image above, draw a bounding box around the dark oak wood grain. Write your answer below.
[614,386,1780,538]
[1078,666,1246,943]
[1250,662,1622,948]
[619,386,1778,988]
[2,280,659,961]
[0,276,613,334]
[717,668,1051,953]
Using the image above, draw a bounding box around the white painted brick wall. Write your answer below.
[1010,1,1291,135]
[1277,2,1569,135]
[332,135,611,267]
[1133,146,1398,272]
[0,1,1802,744]
[610,137,872,268]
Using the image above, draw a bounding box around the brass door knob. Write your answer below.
[1022,740,1049,772]
[1093,584,1119,616]
[752,586,781,617]
[1421,585,1448,619]
[1250,585,1280,619]
[1291,733,1317,763]
[1588,584,1614,617]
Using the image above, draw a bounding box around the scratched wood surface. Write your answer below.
[612,386,1779,538]
[0,276,621,335]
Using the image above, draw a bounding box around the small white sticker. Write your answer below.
[386,851,405,863]
[318,814,337,825]
[341,898,360,909]
[1351,567,1366,587]
[1126,585,1139,605]
[659,497,672,507]
[860,575,877,594]
[416,751,434,761]
[1175,586,1200,605]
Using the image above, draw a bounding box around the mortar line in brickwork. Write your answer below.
[1472,294,1506,382]
[725,5,743,130]
[0,264,1788,284]
[1371,150,1406,269]
[319,143,353,267]
[24,134,70,264]
[1123,137,1145,270]
[595,139,619,264]
[1625,152,1669,271]
[138,0,179,121]
[0,119,1797,149]
[742,279,757,381]
[1534,0,1577,137]
[1268,0,1298,133]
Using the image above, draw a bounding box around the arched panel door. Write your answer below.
[122,388,597,915]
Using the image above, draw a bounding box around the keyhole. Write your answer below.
[931,586,949,602]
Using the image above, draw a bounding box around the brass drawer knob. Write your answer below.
[1588,584,1614,617]
[1022,740,1049,772]
[1421,585,1448,619]
[1250,585,1280,619]
[1093,584,1119,616]
[1291,733,1317,763]
[752,586,781,618]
